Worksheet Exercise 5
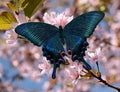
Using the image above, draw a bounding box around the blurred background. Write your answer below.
[0,0,120,92]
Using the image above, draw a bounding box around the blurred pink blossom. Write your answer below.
[64,62,83,85]
[87,47,102,64]
[11,45,43,81]
[78,0,88,4]
[76,81,90,92]
[43,9,73,28]
[5,10,27,45]
[89,0,99,6]
[38,57,52,76]
[5,29,18,45]
[78,0,99,6]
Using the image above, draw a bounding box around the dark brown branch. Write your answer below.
[83,65,120,92]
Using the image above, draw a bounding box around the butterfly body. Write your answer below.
[58,26,65,45]
[15,11,105,79]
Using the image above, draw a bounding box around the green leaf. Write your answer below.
[7,0,25,12]
[22,0,44,18]
[81,73,92,79]
[0,12,17,30]
[7,2,19,12]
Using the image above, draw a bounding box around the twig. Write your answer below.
[83,65,120,92]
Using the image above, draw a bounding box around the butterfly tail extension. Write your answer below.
[52,63,57,79]
[81,58,91,70]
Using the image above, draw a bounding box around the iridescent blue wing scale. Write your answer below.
[15,22,58,46]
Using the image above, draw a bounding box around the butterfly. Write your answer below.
[15,11,104,79]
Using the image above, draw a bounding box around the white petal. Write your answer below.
[87,52,95,57]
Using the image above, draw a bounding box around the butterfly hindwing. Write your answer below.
[15,22,58,46]
[43,33,64,57]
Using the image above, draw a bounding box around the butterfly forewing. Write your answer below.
[64,11,105,38]
[15,22,58,46]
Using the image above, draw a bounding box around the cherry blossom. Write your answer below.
[64,62,83,85]
[87,47,102,64]
[5,10,27,45]
[5,29,18,45]
[38,57,52,76]
[43,9,73,28]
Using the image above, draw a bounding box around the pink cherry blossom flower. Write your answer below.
[64,62,83,85]
[5,29,18,45]
[5,10,27,45]
[43,9,73,28]
[38,57,52,76]
[87,47,102,64]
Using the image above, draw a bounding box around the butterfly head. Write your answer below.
[58,26,63,31]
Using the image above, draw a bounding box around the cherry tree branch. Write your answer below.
[83,65,120,92]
